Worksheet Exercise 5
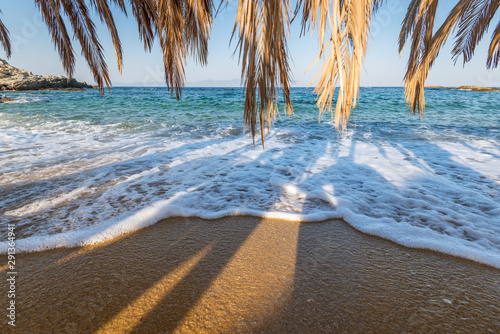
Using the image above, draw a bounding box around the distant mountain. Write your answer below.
[113,79,311,88]
[185,79,310,87]
[112,78,242,88]
[185,79,242,87]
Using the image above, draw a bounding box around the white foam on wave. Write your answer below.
[5,186,95,217]
[1,123,499,269]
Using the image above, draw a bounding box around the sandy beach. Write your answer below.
[1,216,499,333]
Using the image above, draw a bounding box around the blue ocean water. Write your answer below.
[1,87,499,267]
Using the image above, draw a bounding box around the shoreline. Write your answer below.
[4,211,499,270]
[2,216,499,333]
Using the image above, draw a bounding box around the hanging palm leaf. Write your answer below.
[0,10,11,58]
[232,0,293,145]
[297,0,382,131]
[156,0,213,99]
[400,0,500,117]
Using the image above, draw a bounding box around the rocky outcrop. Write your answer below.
[426,85,500,91]
[0,59,92,91]
[456,85,500,92]
[0,97,13,103]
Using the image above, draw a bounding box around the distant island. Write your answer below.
[0,59,92,92]
[426,85,500,92]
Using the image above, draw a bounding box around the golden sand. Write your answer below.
[2,216,499,333]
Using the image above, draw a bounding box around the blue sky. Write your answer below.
[2,1,500,87]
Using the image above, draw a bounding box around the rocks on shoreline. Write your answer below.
[426,85,500,91]
[0,97,13,103]
[0,59,92,91]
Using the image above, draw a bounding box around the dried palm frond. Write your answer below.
[156,0,188,98]
[487,19,500,67]
[452,0,500,64]
[232,0,293,145]
[399,0,440,117]
[89,0,125,72]
[183,0,213,64]
[156,0,213,99]
[129,0,157,52]
[0,12,11,58]
[34,0,76,79]
[297,0,381,131]
[60,0,111,93]
[400,0,500,116]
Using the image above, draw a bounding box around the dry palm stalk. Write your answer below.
[0,10,11,58]
[400,0,500,116]
[156,0,213,99]
[33,0,76,82]
[90,0,125,73]
[297,0,381,131]
[59,0,111,92]
[232,0,293,145]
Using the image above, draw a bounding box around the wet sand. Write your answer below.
[2,216,500,333]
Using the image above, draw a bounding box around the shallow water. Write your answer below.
[1,87,499,267]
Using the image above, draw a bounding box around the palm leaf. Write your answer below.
[0,12,11,58]
[399,0,422,55]
[33,0,131,92]
[487,19,500,67]
[156,0,186,98]
[156,0,213,99]
[128,0,157,52]
[233,0,293,145]
[400,0,500,116]
[89,0,124,72]
[299,0,380,131]
[183,0,213,65]
[400,0,440,117]
[59,0,111,93]
[34,0,76,79]
[452,0,500,65]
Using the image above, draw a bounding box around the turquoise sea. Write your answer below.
[1,87,499,267]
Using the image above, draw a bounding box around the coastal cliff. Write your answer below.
[0,59,92,91]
